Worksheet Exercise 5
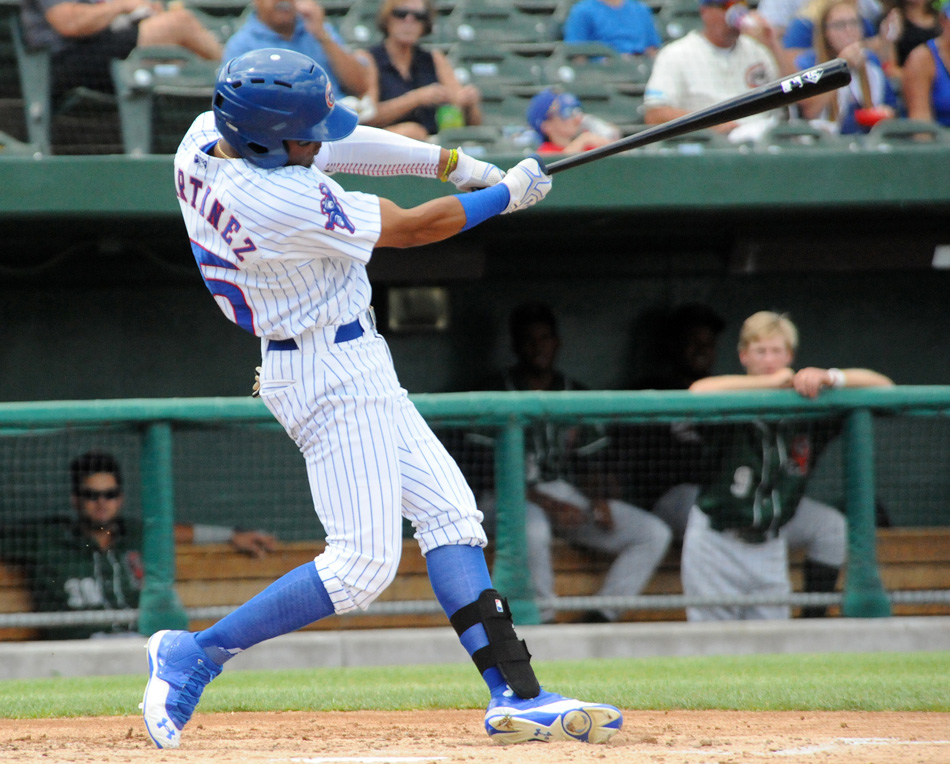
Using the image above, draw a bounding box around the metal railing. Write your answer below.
[1,386,949,631]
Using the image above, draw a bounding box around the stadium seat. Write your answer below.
[657,0,703,42]
[448,0,558,44]
[180,0,248,16]
[188,6,246,45]
[544,42,653,91]
[449,42,545,87]
[864,118,950,148]
[643,128,733,152]
[435,124,526,156]
[10,15,118,155]
[338,1,380,47]
[477,82,538,128]
[754,120,842,151]
[111,45,218,155]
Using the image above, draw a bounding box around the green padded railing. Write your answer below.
[2,386,949,629]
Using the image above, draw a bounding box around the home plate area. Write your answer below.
[2,710,949,763]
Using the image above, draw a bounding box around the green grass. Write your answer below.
[1,652,948,719]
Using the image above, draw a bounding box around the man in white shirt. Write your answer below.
[643,0,786,142]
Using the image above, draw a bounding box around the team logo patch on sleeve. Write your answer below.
[319,182,355,233]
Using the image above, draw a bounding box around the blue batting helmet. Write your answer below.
[213,48,358,169]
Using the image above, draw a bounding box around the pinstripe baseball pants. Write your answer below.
[258,315,487,615]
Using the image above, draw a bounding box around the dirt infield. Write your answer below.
[2,710,948,763]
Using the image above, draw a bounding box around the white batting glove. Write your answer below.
[448,148,505,191]
[499,157,552,214]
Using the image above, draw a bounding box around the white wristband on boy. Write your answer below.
[827,368,846,389]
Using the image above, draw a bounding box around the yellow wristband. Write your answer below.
[439,148,459,182]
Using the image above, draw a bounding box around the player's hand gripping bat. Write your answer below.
[537,58,852,174]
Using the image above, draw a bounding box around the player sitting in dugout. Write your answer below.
[0,451,274,640]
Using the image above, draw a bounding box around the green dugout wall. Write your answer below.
[1,149,948,403]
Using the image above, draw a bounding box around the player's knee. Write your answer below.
[648,514,674,552]
[331,543,403,609]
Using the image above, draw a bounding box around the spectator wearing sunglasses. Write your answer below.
[526,88,620,154]
[222,0,371,101]
[0,451,275,640]
[359,0,483,139]
[643,0,786,143]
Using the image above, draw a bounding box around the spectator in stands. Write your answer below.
[795,0,899,133]
[781,0,885,71]
[222,0,370,101]
[642,0,786,143]
[0,451,275,640]
[525,87,620,154]
[902,0,950,125]
[476,301,672,624]
[20,0,223,100]
[358,0,482,140]
[682,311,894,621]
[562,0,663,58]
[876,0,941,78]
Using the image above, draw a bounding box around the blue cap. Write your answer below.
[526,89,582,136]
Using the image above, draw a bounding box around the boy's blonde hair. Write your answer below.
[738,311,799,353]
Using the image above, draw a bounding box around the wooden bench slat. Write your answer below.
[4,527,950,640]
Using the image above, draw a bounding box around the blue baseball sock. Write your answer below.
[426,544,508,697]
[195,562,334,664]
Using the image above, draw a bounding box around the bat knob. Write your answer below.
[529,152,548,175]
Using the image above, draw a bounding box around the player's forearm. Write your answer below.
[376,182,512,247]
[839,369,895,388]
[376,197,468,248]
[690,375,778,392]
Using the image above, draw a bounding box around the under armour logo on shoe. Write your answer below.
[157,717,176,739]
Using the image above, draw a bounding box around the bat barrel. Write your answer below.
[542,58,852,175]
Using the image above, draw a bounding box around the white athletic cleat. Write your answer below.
[141,629,222,749]
[484,687,623,744]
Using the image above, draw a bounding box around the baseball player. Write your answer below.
[141,49,622,749]
[682,311,894,621]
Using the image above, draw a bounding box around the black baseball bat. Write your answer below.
[539,58,851,174]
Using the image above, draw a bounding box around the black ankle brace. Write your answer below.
[449,588,540,699]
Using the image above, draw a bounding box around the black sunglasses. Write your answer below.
[78,487,121,501]
[391,8,429,21]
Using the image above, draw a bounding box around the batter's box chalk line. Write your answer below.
[774,738,950,756]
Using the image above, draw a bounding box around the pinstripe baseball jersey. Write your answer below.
[174,112,382,339]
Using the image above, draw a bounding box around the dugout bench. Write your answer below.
[2,527,949,641]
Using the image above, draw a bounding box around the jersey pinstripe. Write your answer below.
[174,112,382,339]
